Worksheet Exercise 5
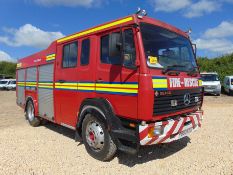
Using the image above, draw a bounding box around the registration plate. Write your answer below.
[205,89,214,92]
[179,128,193,137]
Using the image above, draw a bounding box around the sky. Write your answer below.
[0,0,233,62]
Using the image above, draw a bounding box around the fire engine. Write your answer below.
[16,9,203,161]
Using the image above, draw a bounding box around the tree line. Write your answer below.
[197,53,233,82]
[0,61,17,78]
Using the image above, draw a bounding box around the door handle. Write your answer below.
[58,80,66,83]
[96,79,104,83]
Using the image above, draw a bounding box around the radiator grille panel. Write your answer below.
[153,88,203,115]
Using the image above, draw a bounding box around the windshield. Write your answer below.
[140,23,197,71]
[201,74,219,81]
[0,81,8,84]
[231,79,233,85]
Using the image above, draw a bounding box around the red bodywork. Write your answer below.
[16,15,203,129]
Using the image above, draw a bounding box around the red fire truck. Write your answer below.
[16,11,203,161]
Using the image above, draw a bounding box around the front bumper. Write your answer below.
[203,86,221,94]
[139,111,203,145]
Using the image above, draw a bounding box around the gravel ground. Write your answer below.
[0,91,233,175]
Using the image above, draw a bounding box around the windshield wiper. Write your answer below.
[162,65,185,75]
[187,67,199,77]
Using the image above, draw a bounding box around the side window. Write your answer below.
[124,29,136,65]
[227,79,230,85]
[101,33,121,65]
[101,35,109,63]
[81,39,90,65]
[62,42,78,68]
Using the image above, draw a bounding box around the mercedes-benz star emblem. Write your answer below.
[184,93,191,106]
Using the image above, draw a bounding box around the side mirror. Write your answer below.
[109,33,121,57]
[123,54,138,70]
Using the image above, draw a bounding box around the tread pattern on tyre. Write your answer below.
[26,100,40,127]
[82,114,117,161]
[104,136,117,161]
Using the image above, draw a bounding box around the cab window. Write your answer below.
[101,33,121,65]
[123,29,136,66]
[100,29,136,65]
[81,39,90,66]
[62,42,78,68]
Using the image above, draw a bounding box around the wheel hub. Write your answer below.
[89,131,95,141]
[86,120,104,151]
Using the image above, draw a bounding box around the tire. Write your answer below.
[82,113,117,161]
[26,100,41,127]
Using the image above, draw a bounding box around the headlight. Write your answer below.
[148,125,164,138]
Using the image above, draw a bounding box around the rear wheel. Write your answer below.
[82,114,117,161]
[26,100,40,127]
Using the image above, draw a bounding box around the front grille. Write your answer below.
[153,88,203,115]
[203,85,217,90]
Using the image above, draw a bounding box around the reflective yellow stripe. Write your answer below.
[57,17,133,43]
[153,85,168,88]
[55,85,77,90]
[198,80,202,86]
[78,83,95,87]
[46,57,55,61]
[38,85,53,88]
[55,82,77,86]
[26,82,37,85]
[47,54,55,58]
[46,54,56,61]
[38,82,53,85]
[26,84,37,86]
[153,79,168,89]
[152,79,167,83]
[17,63,22,68]
[96,83,138,89]
[96,87,138,93]
[78,87,95,91]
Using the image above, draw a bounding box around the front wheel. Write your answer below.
[26,100,40,127]
[82,114,117,161]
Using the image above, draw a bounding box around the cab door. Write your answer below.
[54,41,79,127]
[96,28,139,119]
